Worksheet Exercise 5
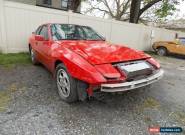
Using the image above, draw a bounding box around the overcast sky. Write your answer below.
[177,0,185,18]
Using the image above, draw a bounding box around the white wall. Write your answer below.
[0,0,7,53]
[0,0,185,53]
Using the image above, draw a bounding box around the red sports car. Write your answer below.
[29,23,164,103]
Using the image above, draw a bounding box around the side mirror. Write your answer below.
[35,35,44,41]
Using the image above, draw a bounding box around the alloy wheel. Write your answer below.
[57,69,71,98]
[31,48,35,62]
[157,48,166,56]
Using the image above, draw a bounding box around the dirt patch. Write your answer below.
[0,90,11,112]
[0,83,25,112]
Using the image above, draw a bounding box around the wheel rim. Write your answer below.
[158,49,165,56]
[57,69,70,98]
[31,49,35,62]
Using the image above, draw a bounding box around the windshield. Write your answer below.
[51,24,104,41]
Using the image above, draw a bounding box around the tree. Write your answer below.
[84,0,180,23]
[129,0,179,23]
[84,0,131,20]
[129,0,142,23]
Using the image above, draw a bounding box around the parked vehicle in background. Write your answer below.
[153,37,185,56]
[29,23,164,103]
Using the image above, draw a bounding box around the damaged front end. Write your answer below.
[100,59,164,92]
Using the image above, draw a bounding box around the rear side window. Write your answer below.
[39,25,49,40]
[179,38,185,45]
[35,26,42,35]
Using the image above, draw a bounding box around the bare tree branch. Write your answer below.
[102,0,115,17]
[119,0,131,18]
[139,0,162,17]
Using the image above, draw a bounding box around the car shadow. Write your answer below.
[167,54,185,60]
[72,87,150,110]
[34,64,155,110]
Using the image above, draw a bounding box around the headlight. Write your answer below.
[94,64,121,79]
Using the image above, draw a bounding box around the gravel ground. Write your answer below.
[0,54,185,135]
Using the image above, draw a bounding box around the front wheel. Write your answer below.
[56,63,78,103]
[157,47,167,56]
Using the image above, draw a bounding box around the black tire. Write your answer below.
[55,63,78,103]
[157,47,167,56]
[29,46,39,65]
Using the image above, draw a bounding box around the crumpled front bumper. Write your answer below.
[101,69,164,92]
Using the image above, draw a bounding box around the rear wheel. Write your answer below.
[29,46,39,65]
[157,47,167,56]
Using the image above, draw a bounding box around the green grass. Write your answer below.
[0,53,31,68]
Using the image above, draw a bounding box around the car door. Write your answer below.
[37,25,53,71]
[167,42,180,54]
[32,26,43,61]
[177,38,185,55]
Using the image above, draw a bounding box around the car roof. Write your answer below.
[44,23,90,27]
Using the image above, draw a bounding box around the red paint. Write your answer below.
[147,57,160,69]
[94,64,121,79]
[29,23,161,95]
[35,35,44,41]
[86,85,94,97]
[61,40,150,65]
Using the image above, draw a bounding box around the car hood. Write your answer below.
[59,40,150,65]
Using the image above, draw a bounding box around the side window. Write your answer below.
[180,39,185,45]
[39,25,49,40]
[35,26,42,35]
[43,0,51,5]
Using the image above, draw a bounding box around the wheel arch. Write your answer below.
[156,46,167,50]
[55,60,63,68]
[52,53,106,84]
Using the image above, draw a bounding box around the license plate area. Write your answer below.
[119,61,150,72]
[117,61,152,80]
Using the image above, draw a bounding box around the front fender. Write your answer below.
[52,46,107,84]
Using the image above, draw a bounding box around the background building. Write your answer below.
[5,0,80,12]
[36,0,69,11]
[6,0,36,5]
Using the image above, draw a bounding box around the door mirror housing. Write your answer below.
[35,35,44,41]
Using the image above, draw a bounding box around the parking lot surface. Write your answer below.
[0,54,185,135]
